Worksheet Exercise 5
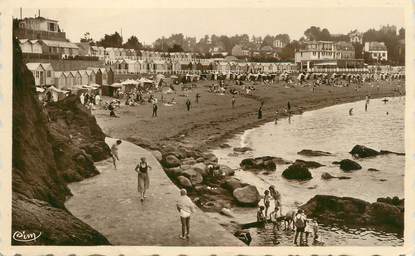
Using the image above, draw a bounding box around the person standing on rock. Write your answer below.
[135,157,152,201]
[111,140,122,169]
[176,189,195,239]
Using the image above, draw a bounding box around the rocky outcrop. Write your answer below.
[294,159,324,169]
[12,39,110,245]
[155,143,260,211]
[233,185,261,206]
[301,195,404,233]
[334,159,362,171]
[350,145,380,158]
[350,145,405,158]
[282,163,312,180]
[297,149,332,157]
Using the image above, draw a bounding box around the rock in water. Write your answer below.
[233,147,253,153]
[282,163,312,180]
[177,176,192,188]
[379,150,405,156]
[368,168,380,172]
[297,149,332,157]
[240,156,277,171]
[350,145,380,158]
[338,159,362,171]
[162,154,181,168]
[233,185,261,206]
[294,159,325,169]
[321,172,335,180]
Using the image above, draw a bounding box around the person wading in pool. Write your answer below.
[135,157,152,201]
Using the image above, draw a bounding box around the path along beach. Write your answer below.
[66,78,404,245]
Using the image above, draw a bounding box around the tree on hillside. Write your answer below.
[96,32,123,48]
[304,26,331,41]
[262,35,274,47]
[398,27,405,39]
[123,35,143,50]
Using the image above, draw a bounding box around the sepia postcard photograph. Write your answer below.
[0,0,413,255]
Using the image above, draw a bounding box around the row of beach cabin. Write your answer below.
[26,63,114,89]
[110,59,298,75]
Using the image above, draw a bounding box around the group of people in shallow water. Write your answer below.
[256,185,320,246]
[110,139,196,240]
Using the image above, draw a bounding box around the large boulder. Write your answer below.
[177,176,192,188]
[182,169,203,185]
[338,159,362,171]
[203,152,218,163]
[191,162,207,176]
[297,149,332,157]
[350,145,380,158]
[367,202,403,229]
[164,167,183,178]
[294,159,324,169]
[151,150,163,162]
[162,154,181,168]
[223,177,245,192]
[282,163,312,180]
[182,158,197,166]
[233,185,261,206]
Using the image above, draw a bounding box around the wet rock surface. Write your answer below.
[301,195,404,233]
[335,159,362,171]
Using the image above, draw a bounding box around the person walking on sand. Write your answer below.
[287,101,291,112]
[111,140,122,169]
[176,189,196,239]
[135,157,152,201]
[258,104,263,119]
[152,100,158,117]
[186,98,191,111]
[232,96,236,108]
[195,93,200,104]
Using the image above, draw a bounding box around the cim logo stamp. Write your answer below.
[12,231,42,242]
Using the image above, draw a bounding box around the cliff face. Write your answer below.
[12,39,111,245]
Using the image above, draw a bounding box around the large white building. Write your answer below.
[364,42,388,61]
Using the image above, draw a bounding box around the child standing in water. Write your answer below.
[263,190,271,220]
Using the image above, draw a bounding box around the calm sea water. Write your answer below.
[212,96,405,246]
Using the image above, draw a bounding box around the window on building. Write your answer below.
[47,71,51,77]
[48,22,56,32]
[36,71,39,78]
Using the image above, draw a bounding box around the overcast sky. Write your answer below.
[13,7,405,44]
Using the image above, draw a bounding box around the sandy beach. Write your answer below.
[95,79,403,150]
